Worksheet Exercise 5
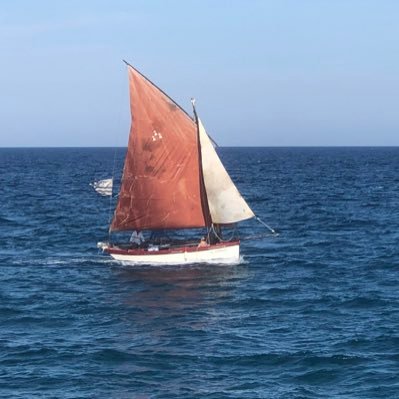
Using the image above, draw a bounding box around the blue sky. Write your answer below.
[1,0,398,146]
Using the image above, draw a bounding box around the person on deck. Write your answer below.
[198,237,208,248]
[130,230,145,246]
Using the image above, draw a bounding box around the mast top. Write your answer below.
[191,98,198,121]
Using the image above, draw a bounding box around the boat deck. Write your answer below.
[105,240,239,256]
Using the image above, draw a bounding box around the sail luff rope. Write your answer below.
[123,60,194,121]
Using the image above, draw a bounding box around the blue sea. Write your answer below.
[1,147,399,398]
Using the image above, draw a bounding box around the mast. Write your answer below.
[191,98,212,227]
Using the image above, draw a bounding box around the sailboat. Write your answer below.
[98,61,266,265]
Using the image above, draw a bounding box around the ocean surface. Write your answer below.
[1,147,399,398]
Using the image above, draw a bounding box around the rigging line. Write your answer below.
[107,146,118,240]
[210,224,237,243]
[190,97,218,148]
[255,216,279,236]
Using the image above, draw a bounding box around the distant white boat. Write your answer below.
[91,178,113,196]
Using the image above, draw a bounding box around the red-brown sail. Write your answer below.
[110,65,209,231]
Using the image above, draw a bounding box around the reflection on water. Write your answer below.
[102,263,251,376]
[112,264,249,331]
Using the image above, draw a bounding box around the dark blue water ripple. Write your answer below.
[1,147,399,398]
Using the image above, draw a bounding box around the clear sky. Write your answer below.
[1,0,399,147]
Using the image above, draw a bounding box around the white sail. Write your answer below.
[91,178,113,196]
[198,118,255,224]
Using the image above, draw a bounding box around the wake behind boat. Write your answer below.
[97,61,273,265]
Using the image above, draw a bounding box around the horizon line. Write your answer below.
[1,145,399,149]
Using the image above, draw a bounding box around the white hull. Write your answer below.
[103,242,240,265]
